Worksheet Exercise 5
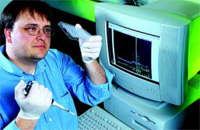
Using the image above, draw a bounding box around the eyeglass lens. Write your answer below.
[23,25,54,37]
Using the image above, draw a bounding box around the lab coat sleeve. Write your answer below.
[0,115,20,130]
[62,56,114,106]
[83,66,114,105]
[49,49,114,106]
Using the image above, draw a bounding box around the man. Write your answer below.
[0,1,113,130]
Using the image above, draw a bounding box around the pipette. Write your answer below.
[23,81,75,115]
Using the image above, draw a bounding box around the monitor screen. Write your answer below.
[107,22,159,82]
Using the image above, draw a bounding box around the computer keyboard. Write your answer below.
[78,106,133,130]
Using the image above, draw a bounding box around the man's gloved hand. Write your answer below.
[75,24,102,64]
[15,80,52,120]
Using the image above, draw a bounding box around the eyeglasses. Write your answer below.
[21,25,55,38]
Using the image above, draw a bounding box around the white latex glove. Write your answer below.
[15,80,52,120]
[75,24,102,64]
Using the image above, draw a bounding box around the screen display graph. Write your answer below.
[107,22,159,82]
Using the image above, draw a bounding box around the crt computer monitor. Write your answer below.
[95,0,200,106]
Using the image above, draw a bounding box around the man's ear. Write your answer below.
[4,28,12,43]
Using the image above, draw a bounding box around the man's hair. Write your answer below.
[0,0,52,45]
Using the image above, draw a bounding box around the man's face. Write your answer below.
[7,11,51,63]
